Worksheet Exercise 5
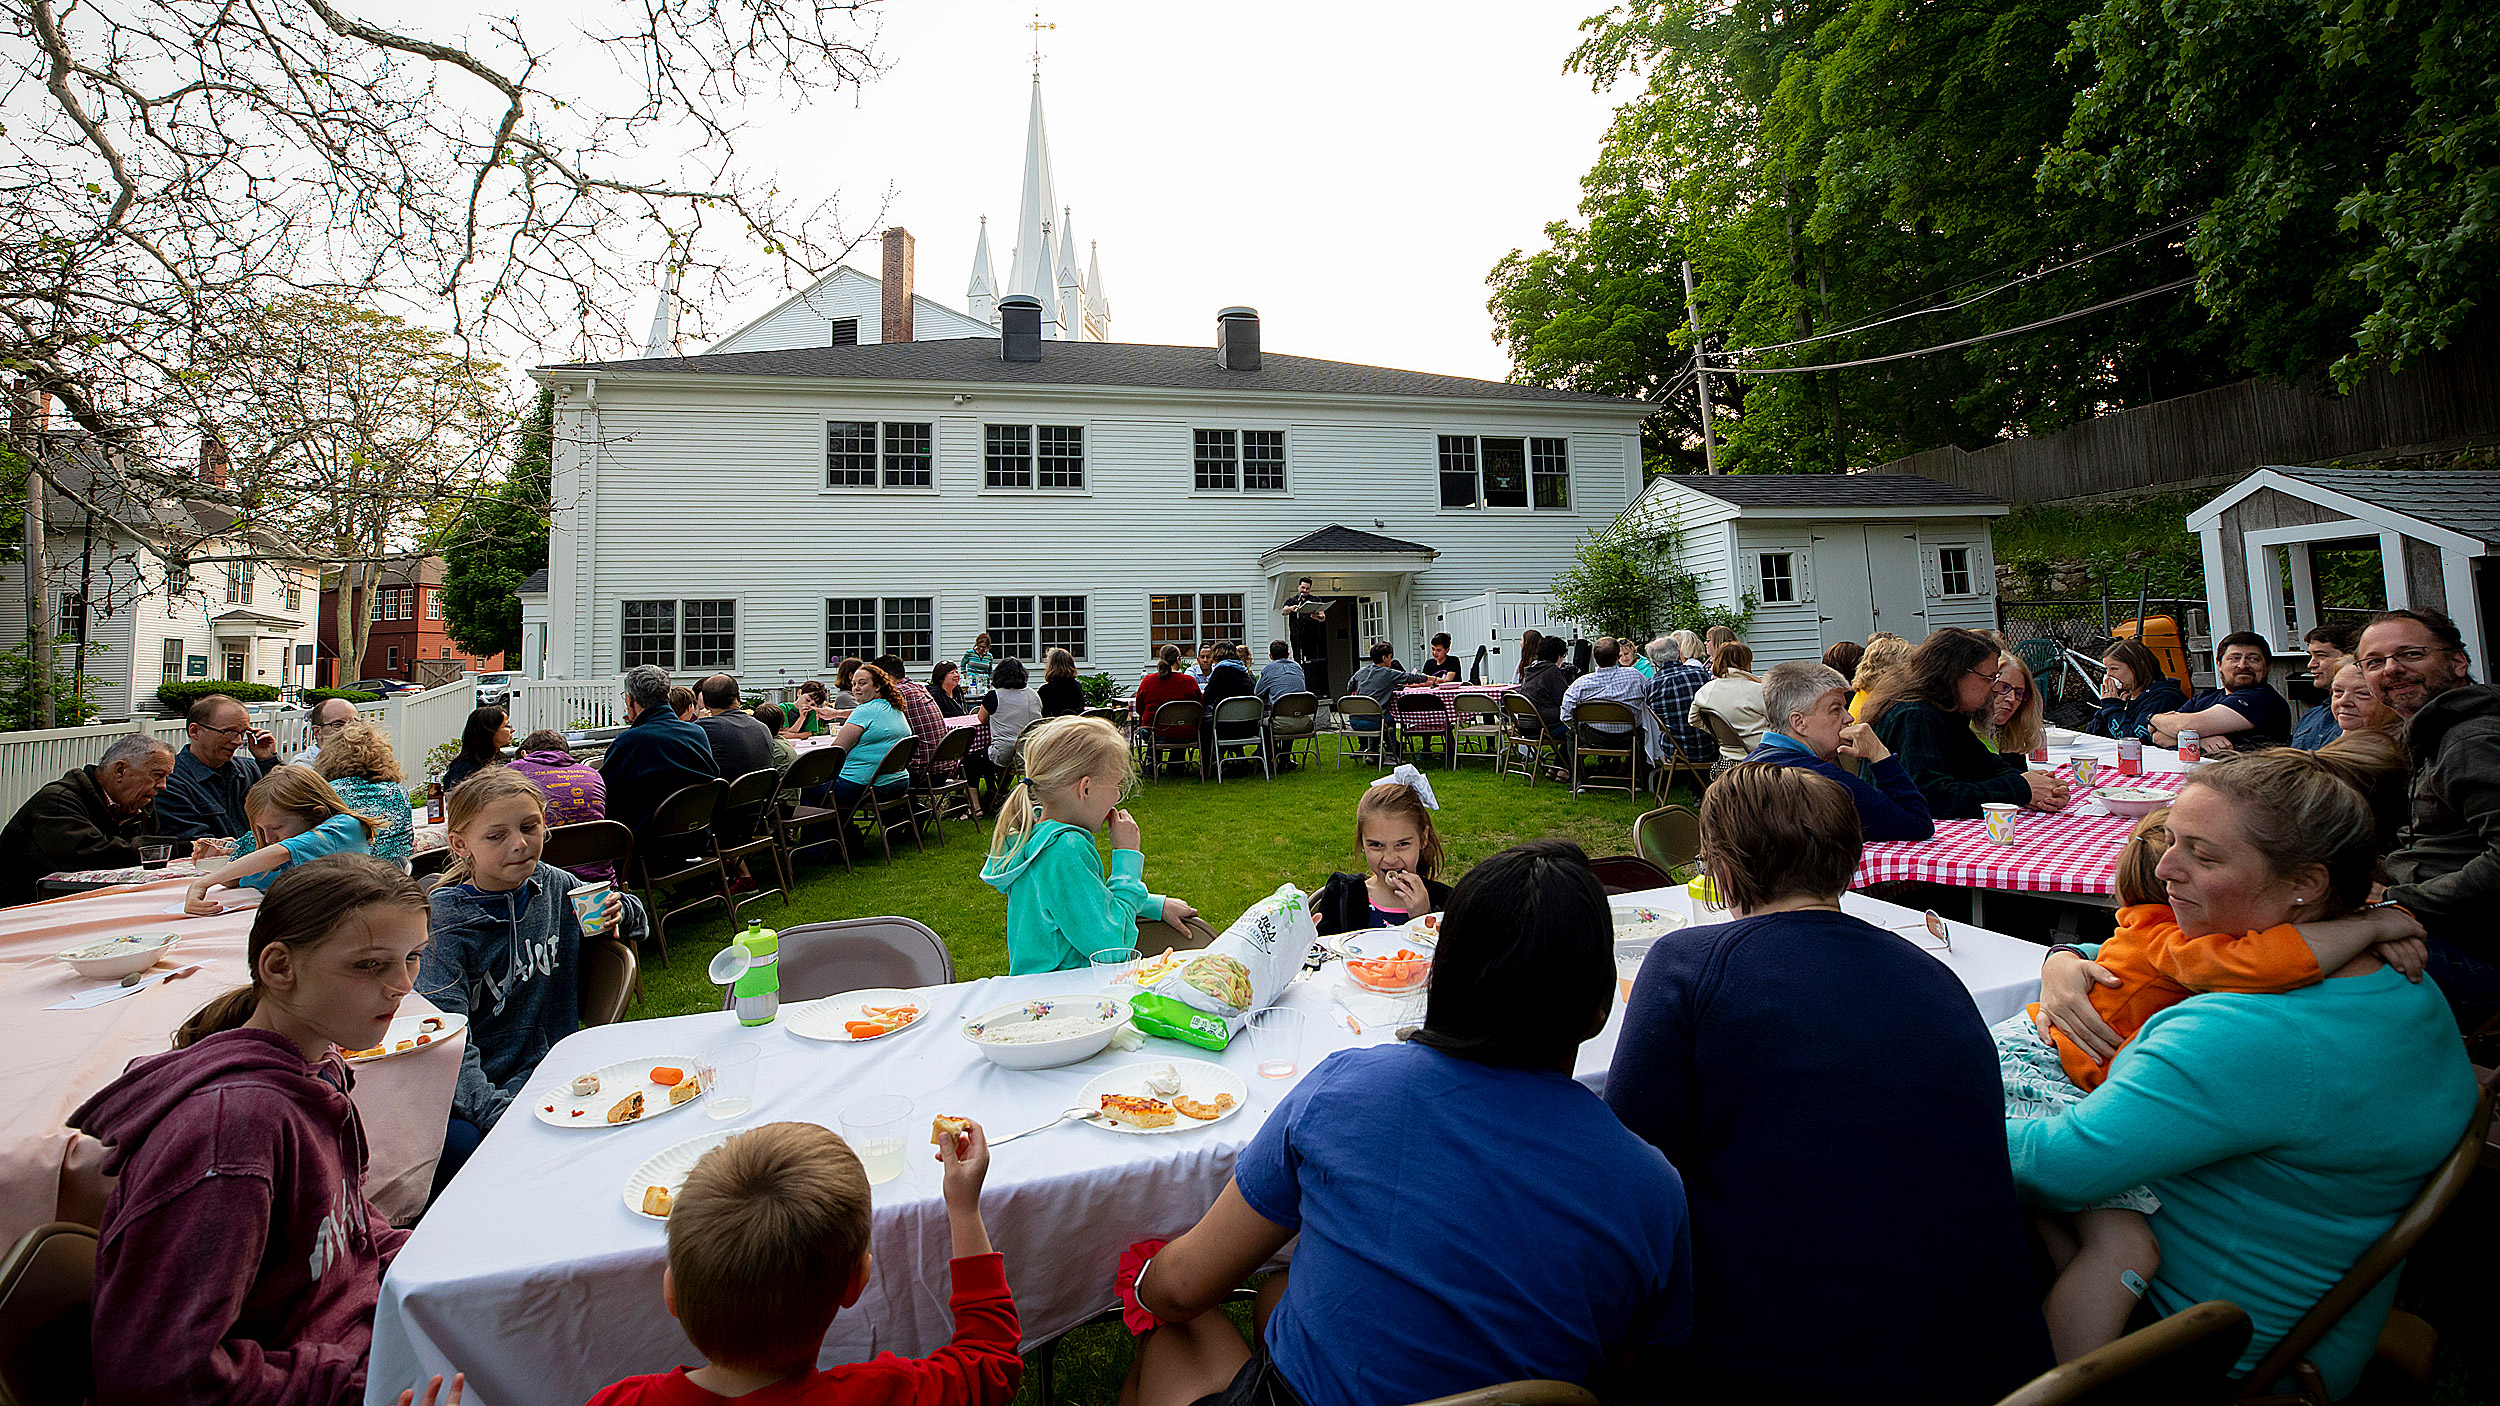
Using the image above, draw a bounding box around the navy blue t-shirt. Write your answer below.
[1233,1041,1691,1406]
[2187,681,2290,746]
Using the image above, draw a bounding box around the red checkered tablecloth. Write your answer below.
[1853,766,2188,896]
[1390,683,1510,730]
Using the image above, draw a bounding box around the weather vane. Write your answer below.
[1028,11,1053,76]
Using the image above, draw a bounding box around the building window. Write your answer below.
[1039,595,1088,660]
[224,563,242,604]
[1198,593,1244,646]
[161,637,183,682]
[1193,429,1237,492]
[1243,430,1286,492]
[1758,552,1797,604]
[679,599,737,669]
[226,650,247,680]
[1937,546,1975,597]
[426,588,440,619]
[56,593,85,646]
[827,421,879,487]
[1037,425,1085,489]
[883,423,933,488]
[1149,593,1197,656]
[386,646,400,671]
[1531,437,1570,509]
[284,576,302,611]
[1481,438,1529,508]
[1358,596,1387,652]
[621,599,678,669]
[1194,428,1286,493]
[985,596,1036,661]
[984,424,1031,489]
[1437,435,1478,509]
[829,317,859,346]
[823,597,934,666]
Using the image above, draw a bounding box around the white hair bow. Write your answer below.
[1370,764,1440,810]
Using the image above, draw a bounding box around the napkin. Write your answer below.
[48,961,213,1011]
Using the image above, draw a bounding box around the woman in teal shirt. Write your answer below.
[828,664,915,803]
[2015,750,2475,1395]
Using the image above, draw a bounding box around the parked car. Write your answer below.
[347,678,422,696]
[474,671,520,707]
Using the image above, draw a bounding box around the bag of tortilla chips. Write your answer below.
[1130,884,1315,1051]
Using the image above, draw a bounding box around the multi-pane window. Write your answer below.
[1758,553,1797,604]
[1439,434,1570,510]
[1530,437,1570,508]
[827,421,936,489]
[1937,546,1975,597]
[884,423,933,488]
[1358,597,1387,653]
[284,576,302,611]
[425,588,439,619]
[824,597,878,663]
[1199,593,1244,646]
[679,599,737,669]
[56,593,85,646]
[1194,429,1286,492]
[1039,595,1088,660]
[621,600,678,669]
[985,596,1036,661]
[985,424,1084,490]
[161,638,183,682]
[385,646,400,671]
[884,597,934,664]
[1149,594,1198,656]
[985,425,1032,489]
[822,597,933,666]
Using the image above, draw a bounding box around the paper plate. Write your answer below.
[342,1011,467,1063]
[782,988,928,1043]
[621,1129,744,1220]
[158,890,265,918]
[1077,1060,1251,1135]
[532,1056,708,1128]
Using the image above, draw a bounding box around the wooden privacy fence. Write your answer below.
[1877,325,2500,503]
[0,677,477,822]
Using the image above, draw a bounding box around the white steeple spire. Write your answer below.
[640,261,681,358]
[1055,206,1084,342]
[1003,76,1062,326]
[1084,240,1109,341]
[966,216,998,325]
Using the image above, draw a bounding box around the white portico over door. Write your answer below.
[1260,524,1439,697]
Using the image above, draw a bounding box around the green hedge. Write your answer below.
[156,680,279,708]
[301,688,380,705]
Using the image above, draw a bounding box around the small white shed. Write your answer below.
[1620,474,2011,665]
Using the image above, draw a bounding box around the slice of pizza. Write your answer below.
[1172,1092,1236,1121]
[1098,1094,1175,1129]
[608,1090,646,1124]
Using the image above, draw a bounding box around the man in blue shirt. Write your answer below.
[154,694,276,840]
[1252,639,1305,706]
[1741,661,1935,842]
[600,663,718,837]
[2152,631,2291,750]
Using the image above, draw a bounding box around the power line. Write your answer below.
[1714,277,2196,376]
[1723,215,2200,360]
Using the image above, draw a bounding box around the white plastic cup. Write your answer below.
[1614,938,1657,1004]
[702,1043,760,1121]
[1248,1007,1306,1080]
[1982,802,2020,844]
[567,882,611,937]
[841,1094,915,1184]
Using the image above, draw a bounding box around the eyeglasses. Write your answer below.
[193,722,250,740]
[1965,666,2004,686]
[309,718,349,732]
[2359,646,2453,673]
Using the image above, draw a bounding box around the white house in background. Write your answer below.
[1621,474,2010,664]
[528,304,1652,694]
[515,567,551,679]
[0,434,318,720]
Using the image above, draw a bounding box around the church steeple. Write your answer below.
[966,216,998,325]
[1083,240,1110,341]
[1003,77,1061,327]
[1055,207,1084,342]
[640,260,681,358]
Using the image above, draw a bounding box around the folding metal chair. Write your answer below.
[1633,805,1701,874]
[1993,1302,2252,1406]
[1143,700,1204,780]
[1390,690,1456,770]
[1569,701,1641,796]
[862,736,925,859]
[0,1220,97,1406]
[913,725,983,840]
[1264,691,1321,769]
[777,745,850,873]
[1451,692,1506,770]
[1208,695,1271,781]
[1334,694,1389,770]
[713,768,790,921]
[540,819,633,885]
[628,779,729,966]
[1500,692,1563,785]
[578,937,639,1027]
[737,916,954,1005]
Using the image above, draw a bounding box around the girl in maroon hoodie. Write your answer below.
[71,853,430,1406]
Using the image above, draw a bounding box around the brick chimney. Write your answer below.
[198,434,231,487]
[8,379,50,435]
[881,227,915,343]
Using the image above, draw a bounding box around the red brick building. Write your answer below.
[317,557,506,686]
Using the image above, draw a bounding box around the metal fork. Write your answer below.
[990,1105,1110,1146]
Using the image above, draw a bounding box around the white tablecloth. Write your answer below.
[366,888,2042,1406]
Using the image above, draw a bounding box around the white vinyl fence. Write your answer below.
[1426,591,1575,683]
[0,678,480,822]
[511,676,627,735]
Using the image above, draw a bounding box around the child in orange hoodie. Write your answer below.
[1991,807,2424,1361]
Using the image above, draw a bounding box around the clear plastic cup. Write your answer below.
[567,882,611,936]
[1614,937,1657,1003]
[1089,945,1140,992]
[1248,1008,1306,1080]
[139,843,173,870]
[702,1043,760,1121]
[841,1094,915,1185]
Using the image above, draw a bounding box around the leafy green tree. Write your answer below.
[437,387,553,663]
[1550,524,1754,643]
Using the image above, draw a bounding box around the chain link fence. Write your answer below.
[1996,596,2210,717]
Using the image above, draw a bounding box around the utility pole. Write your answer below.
[13,380,54,726]
[1681,260,1721,475]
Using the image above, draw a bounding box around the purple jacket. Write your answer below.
[71,1026,406,1406]
[509,749,613,882]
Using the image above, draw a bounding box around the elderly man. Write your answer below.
[0,733,179,904]
[154,694,277,840]
[1561,636,1652,737]
[2358,609,2500,1024]
[2151,631,2289,749]
[601,663,718,836]
[289,695,361,766]
[1740,661,1935,842]
[1645,636,1714,765]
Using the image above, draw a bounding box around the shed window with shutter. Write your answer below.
[1937,546,1976,597]
[1758,553,1797,604]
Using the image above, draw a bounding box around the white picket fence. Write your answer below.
[1426,591,1575,682]
[0,678,480,821]
[511,676,627,735]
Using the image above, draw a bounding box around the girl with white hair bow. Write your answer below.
[1312,765,1455,935]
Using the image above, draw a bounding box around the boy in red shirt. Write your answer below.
[588,1118,1021,1406]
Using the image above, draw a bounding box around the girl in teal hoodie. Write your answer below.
[980,715,1196,974]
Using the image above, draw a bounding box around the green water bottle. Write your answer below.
[707,922,781,1027]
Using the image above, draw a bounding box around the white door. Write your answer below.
[1865,527,1929,638]
[1811,525,1875,645]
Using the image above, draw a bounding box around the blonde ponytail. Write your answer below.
[986,715,1132,861]
[176,854,427,1048]
[437,769,548,887]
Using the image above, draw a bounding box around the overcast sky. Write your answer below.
[658,2,1627,381]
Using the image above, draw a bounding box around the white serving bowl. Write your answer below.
[2095,786,2172,819]
[961,995,1127,1070]
[58,932,177,981]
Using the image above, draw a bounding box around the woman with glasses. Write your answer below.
[1973,654,2047,757]
[1865,628,2068,819]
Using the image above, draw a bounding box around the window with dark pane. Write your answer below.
[622,599,676,669]
[985,424,1032,488]
[1481,437,1529,508]
[884,597,934,664]
[986,596,1036,662]
[1037,425,1085,489]
[829,317,859,346]
[1039,595,1088,659]
[1242,430,1286,491]
[827,421,879,487]
[57,593,86,646]
[1199,593,1245,645]
[1758,553,1796,604]
[1938,547,1974,597]
[1194,429,1237,491]
[1148,594,1196,655]
[680,599,737,669]
[1530,437,1570,509]
[884,422,934,488]
[161,637,183,682]
[1437,435,1479,508]
[824,597,878,665]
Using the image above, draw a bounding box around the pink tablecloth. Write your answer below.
[1854,766,2188,895]
[1390,683,1511,730]
[0,876,460,1245]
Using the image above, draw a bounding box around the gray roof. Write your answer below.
[516,568,551,596]
[2266,466,2500,547]
[1270,524,1437,555]
[1666,473,2005,509]
[540,339,1650,410]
